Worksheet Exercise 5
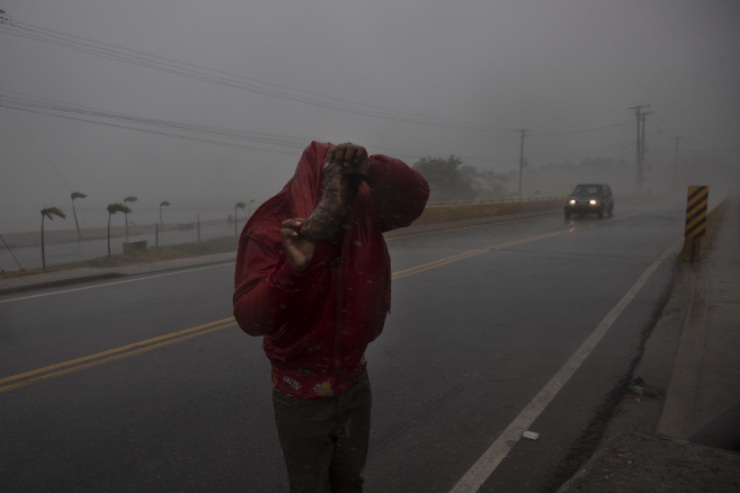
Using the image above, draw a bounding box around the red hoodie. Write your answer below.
[233,142,429,398]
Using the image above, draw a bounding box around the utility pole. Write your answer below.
[672,136,682,194]
[628,104,650,193]
[515,129,530,199]
[641,110,654,194]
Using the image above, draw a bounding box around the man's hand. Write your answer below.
[326,142,370,175]
[281,218,316,273]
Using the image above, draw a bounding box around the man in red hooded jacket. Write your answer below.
[233,141,429,492]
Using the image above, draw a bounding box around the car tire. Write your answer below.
[564,211,571,220]
[597,208,604,219]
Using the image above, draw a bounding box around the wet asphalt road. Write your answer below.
[0,203,682,492]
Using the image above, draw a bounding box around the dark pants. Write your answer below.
[272,372,372,493]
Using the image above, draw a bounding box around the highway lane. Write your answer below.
[369,205,679,492]
[0,203,683,492]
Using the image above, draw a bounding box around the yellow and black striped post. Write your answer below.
[680,185,708,261]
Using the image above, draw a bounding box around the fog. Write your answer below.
[1,0,738,233]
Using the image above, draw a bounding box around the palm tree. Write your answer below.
[40,206,66,270]
[107,203,132,258]
[159,201,170,232]
[234,201,246,236]
[123,196,137,239]
[70,191,87,240]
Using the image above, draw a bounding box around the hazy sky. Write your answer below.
[1,0,738,232]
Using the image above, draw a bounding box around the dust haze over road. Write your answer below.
[1,0,739,235]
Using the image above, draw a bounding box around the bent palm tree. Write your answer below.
[159,201,170,232]
[107,203,132,258]
[235,201,246,236]
[70,191,87,240]
[123,196,137,239]
[41,206,66,270]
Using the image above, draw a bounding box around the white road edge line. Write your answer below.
[0,263,229,304]
[449,245,675,493]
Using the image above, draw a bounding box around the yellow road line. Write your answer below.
[392,212,643,279]
[393,248,490,280]
[0,318,235,394]
[393,230,565,280]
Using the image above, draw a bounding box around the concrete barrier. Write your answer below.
[413,198,562,226]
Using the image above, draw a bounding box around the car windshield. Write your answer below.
[573,186,602,196]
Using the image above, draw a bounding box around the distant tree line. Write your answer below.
[412,155,512,202]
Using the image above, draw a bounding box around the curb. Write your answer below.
[0,272,125,297]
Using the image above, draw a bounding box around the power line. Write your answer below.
[0,13,669,171]
[4,13,711,171]
[2,91,515,165]
[3,106,72,193]
[530,120,633,137]
[0,91,306,155]
[3,18,667,142]
[0,18,513,134]
[652,112,681,136]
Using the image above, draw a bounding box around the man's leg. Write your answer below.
[329,373,372,493]
[273,391,336,493]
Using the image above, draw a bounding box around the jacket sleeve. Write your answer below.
[232,230,311,337]
[363,154,430,232]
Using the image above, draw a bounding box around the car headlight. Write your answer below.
[589,199,599,206]
[569,199,576,205]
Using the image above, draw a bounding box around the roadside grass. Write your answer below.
[0,236,238,279]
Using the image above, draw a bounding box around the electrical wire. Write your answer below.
[3,106,72,192]
[0,19,513,134]
[530,120,633,137]
[5,16,720,164]
[1,90,306,155]
[0,90,524,166]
